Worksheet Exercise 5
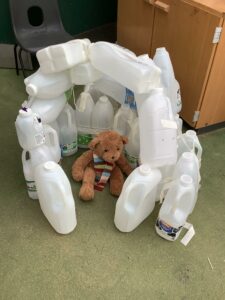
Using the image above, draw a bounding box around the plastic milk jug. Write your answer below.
[37,39,90,74]
[113,105,136,136]
[24,69,72,99]
[15,108,45,150]
[137,88,177,168]
[93,75,126,105]
[34,161,77,234]
[125,117,140,169]
[177,130,202,163]
[89,42,161,94]
[155,174,195,241]
[153,47,182,115]
[175,114,183,136]
[43,124,61,163]
[91,96,114,130]
[172,152,200,213]
[27,94,67,124]
[70,62,102,85]
[114,165,162,232]
[22,150,38,200]
[84,84,104,103]
[57,103,78,156]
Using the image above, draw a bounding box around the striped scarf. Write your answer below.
[93,154,114,191]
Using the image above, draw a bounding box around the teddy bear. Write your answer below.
[72,130,133,201]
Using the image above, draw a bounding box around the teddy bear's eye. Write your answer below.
[117,148,120,151]
[104,149,108,152]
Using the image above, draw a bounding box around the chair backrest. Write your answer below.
[9,0,65,38]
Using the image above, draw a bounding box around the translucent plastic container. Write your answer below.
[124,117,140,169]
[175,114,183,136]
[43,124,61,163]
[57,103,78,157]
[70,62,102,85]
[75,92,95,128]
[113,105,136,136]
[91,96,114,130]
[24,69,72,99]
[89,42,161,94]
[114,165,162,232]
[172,152,201,213]
[27,94,67,124]
[155,174,195,241]
[93,75,126,104]
[153,47,182,115]
[177,130,202,164]
[137,88,177,168]
[15,108,45,150]
[22,150,38,200]
[37,39,90,74]
[34,161,77,234]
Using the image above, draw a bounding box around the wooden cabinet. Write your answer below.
[117,0,225,129]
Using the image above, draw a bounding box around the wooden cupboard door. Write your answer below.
[117,0,155,55]
[196,21,225,128]
[151,0,221,126]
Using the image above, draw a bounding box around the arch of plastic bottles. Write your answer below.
[15,39,202,244]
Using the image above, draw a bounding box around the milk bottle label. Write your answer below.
[124,150,139,169]
[125,88,137,111]
[78,133,93,148]
[155,218,183,241]
[26,180,37,192]
[61,140,77,155]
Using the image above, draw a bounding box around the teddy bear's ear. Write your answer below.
[88,136,101,150]
[121,135,128,145]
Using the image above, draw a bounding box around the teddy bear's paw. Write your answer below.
[110,184,122,197]
[79,184,94,201]
[72,168,84,182]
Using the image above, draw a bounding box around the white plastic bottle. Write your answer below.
[24,69,72,99]
[177,130,202,163]
[153,47,182,115]
[155,174,195,241]
[124,117,140,169]
[89,42,161,94]
[113,105,136,136]
[75,92,95,128]
[91,96,114,130]
[114,165,162,232]
[43,124,61,163]
[175,114,183,136]
[34,161,77,234]
[70,62,102,85]
[15,108,45,150]
[57,103,78,157]
[137,88,177,168]
[27,94,67,123]
[172,152,200,212]
[22,150,38,200]
[37,39,90,74]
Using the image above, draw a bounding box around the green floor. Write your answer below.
[0,69,225,300]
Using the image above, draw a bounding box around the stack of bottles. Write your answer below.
[14,39,202,243]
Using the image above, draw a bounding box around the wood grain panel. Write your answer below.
[117,0,154,55]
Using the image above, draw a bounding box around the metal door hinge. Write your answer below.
[193,111,200,122]
[212,27,222,44]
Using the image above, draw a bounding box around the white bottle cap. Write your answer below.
[186,130,197,136]
[19,108,32,117]
[99,95,108,103]
[156,47,166,53]
[26,84,37,96]
[180,174,193,186]
[44,161,57,171]
[182,152,195,160]
[139,164,151,175]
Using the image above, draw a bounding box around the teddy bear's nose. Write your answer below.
[111,156,115,160]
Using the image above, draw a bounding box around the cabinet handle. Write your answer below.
[154,1,170,12]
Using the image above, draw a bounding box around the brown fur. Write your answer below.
[72,131,133,201]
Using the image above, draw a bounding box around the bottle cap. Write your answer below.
[182,152,195,160]
[26,84,37,96]
[44,161,57,171]
[139,164,151,175]
[186,130,197,137]
[180,174,193,186]
[156,47,166,54]
[99,95,108,103]
[19,108,32,117]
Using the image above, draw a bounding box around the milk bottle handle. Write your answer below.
[65,108,73,128]
[44,125,59,148]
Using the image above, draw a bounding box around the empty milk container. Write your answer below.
[137,88,177,168]
[155,174,195,241]
[70,62,102,85]
[22,150,38,200]
[91,96,114,130]
[43,124,61,163]
[113,105,136,136]
[57,103,78,156]
[15,108,45,150]
[34,161,77,234]
[114,165,161,232]
[153,47,182,115]
[24,69,72,99]
[177,130,202,163]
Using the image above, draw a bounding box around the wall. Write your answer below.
[0,0,117,43]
